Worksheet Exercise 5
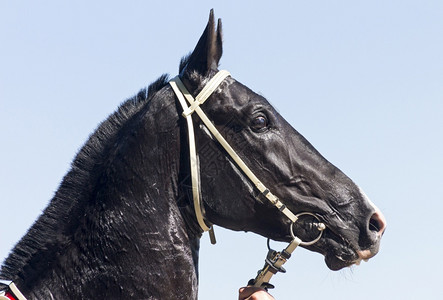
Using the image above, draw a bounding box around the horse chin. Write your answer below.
[313,235,362,271]
[324,251,360,271]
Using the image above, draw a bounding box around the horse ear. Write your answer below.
[185,9,223,75]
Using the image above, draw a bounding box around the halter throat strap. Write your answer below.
[169,70,299,243]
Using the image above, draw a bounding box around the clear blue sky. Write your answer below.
[1,1,442,299]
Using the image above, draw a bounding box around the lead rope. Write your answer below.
[250,213,326,289]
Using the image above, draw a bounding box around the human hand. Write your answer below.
[238,286,275,300]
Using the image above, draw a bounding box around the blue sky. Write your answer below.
[1,1,442,299]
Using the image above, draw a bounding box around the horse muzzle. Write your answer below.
[320,205,386,270]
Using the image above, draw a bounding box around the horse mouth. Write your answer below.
[323,244,361,270]
[283,216,360,270]
[310,230,364,271]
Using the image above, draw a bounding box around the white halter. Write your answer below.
[169,70,304,244]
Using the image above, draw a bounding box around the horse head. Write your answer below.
[178,11,386,271]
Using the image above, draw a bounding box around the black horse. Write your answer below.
[0,11,386,299]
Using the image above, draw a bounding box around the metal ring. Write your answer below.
[290,212,326,246]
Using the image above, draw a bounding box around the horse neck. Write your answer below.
[2,89,201,299]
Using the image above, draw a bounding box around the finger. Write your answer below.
[239,286,273,300]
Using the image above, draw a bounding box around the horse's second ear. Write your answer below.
[185,9,223,75]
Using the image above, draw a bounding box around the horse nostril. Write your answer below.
[369,211,387,236]
[369,217,381,232]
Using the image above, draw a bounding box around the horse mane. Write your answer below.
[0,75,169,280]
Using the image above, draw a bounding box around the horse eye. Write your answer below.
[251,115,268,131]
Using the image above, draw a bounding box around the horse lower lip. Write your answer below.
[325,255,353,270]
[323,247,359,270]
[354,257,371,266]
[357,249,373,260]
